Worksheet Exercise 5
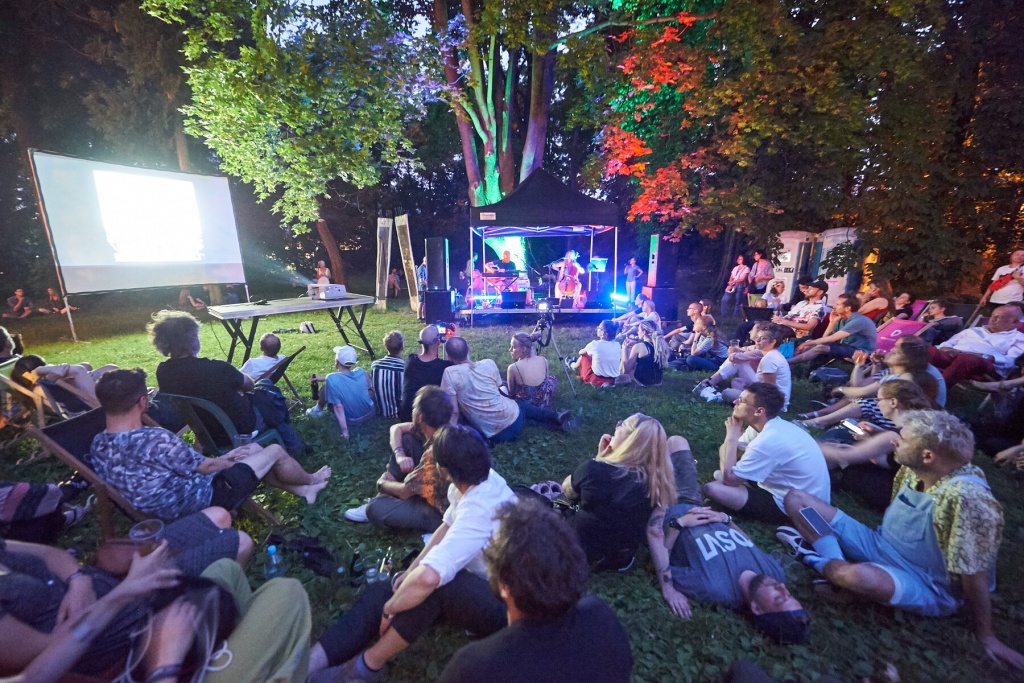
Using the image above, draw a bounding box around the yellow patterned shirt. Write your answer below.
[891,464,1003,576]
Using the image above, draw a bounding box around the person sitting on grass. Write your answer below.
[3,288,33,319]
[569,320,621,387]
[777,411,1024,669]
[619,321,669,387]
[617,298,661,340]
[665,302,703,352]
[239,333,284,379]
[307,425,515,683]
[819,380,934,511]
[787,293,877,365]
[91,369,330,522]
[703,383,830,526]
[437,498,634,683]
[307,345,375,439]
[716,324,792,410]
[556,413,678,572]
[694,321,773,389]
[927,304,1024,388]
[399,325,452,422]
[682,315,730,373]
[611,293,649,329]
[370,330,406,419]
[343,386,454,533]
[506,332,557,408]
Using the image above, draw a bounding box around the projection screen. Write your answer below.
[30,150,246,294]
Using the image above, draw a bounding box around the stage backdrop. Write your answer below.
[29,150,245,294]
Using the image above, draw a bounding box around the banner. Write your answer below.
[375,217,393,311]
[394,214,419,312]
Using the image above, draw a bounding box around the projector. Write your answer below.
[307,284,348,300]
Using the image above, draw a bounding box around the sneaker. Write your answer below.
[556,410,577,432]
[344,504,368,523]
[699,386,722,403]
[306,405,325,418]
[334,655,386,683]
[775,526,822,567]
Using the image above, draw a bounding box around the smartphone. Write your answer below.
[841,418,866,436]
[799,507,834,537]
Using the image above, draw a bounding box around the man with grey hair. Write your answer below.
[928,304,1024,388]
[777,411,1024,669]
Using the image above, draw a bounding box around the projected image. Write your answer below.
[93,170,204,262]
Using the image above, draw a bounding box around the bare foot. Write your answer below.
[302,478,329,505]
[310,465,332,485]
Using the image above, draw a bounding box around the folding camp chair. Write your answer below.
[874,319,928,355]
[25,408,144,539]
[909,299,929,321]
[256,345,306,411]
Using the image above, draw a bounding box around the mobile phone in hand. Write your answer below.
[841,418,866,436]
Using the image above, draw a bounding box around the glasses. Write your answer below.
[754,336,772,342]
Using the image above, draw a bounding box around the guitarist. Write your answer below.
[981,249,1024,314]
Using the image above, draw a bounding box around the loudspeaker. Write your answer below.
[500,291,528,309]
[586,290,612,309]
[424,289,454,322]
[647,234,679,287]
[425,237,449,290]
[641,286,678,321]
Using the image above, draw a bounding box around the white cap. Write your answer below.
[334,345,358,366]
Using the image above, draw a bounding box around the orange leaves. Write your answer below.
[602,125,652,178]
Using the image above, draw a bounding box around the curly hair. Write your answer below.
[148,310,200,357]
[484,498,588,621]
[899,410,974,466]
[598,413,677,508]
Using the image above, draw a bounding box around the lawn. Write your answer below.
[2,285,1023,683]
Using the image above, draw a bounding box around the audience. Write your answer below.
[771,280,828,339]
[611,293,649,329]
[307,425,515,682]
[704,383,829,525]
[3,288,33,319]
[858,280,893,321]
[712,324,792,410]
[506,332,557,408]
[778,411,1024,669]
[696,321,771,397]
[665,302,704,351]
[150,310,304,453]
[787,293,877,364]
[307,345,375,438]
[10,354,118,403]
[239,332,284,379]
[746,250,775,298]
[399,325,452,422]
[569,320,621,387]
[437,498,633,683]
[683,315,730,373]
[927,304,1024,388]
[557,413,677,571]
[762,279,787,312]
[370,330,405,419]
[36,287,75,315]
[890,291,915,320]
[619,320,668,386]
[344,387,453,532]
[918,298,963,345]
[618,298,660,340]
[91,368,330,521]
[0,325,22,361]
[721,254,750,318]
[440,336,523,443]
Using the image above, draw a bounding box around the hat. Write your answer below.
[808,280,829,293]
[418,325,441,345]
[333,345,358,366]
[751,610,811,645]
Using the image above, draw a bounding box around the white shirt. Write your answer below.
[728,265,750,289]
[240,354,283,379]
[440,360,519,437]
[582,339,622,378]
[421,469,516,585]
[989,265,1024,304]
[733,417,830,510]
[756,350,791,411]
[939,326,1024,377]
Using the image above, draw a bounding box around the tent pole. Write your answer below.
[614,226,619,296]
[588,228,594,290]
[469,224,474,328]
[63,297,79,343]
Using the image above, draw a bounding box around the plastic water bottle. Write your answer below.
[263,545,285,580]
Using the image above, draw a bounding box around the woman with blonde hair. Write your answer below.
[560,413,678,570]
[506,332,557,408]
[620,320,668,386]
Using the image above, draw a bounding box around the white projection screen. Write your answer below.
[30,151,246,294]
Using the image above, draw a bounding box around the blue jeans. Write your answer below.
[487,407,524,444]
[685,355,725,372]
[515,399,561,429]
[721,286,746,317]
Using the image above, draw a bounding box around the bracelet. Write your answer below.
[394,447,405,454]
[723,515,732,525]
[67,570,90,584]
[144,665,183,683]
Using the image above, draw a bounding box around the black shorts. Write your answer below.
[737,482,790,525]
[210,463,259,511]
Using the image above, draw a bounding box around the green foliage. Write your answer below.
[143,0,430,231]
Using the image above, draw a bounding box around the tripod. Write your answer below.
[534,316,578,399]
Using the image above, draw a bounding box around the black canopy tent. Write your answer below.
[469,169,620,296]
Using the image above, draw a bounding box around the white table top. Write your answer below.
[207,294,376,321]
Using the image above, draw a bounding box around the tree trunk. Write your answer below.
[520,45,555,182]
[715,229,737,291]
[316,213,347,285]
[171,114,191,172]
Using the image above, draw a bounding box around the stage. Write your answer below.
[457,303,624,326]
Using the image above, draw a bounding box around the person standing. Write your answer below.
[316,260,331,284]
[417,257,429,321]
[720,255,751,318]
[623,257,644,302]
[980,249,1024,313]
[746,250,775,298]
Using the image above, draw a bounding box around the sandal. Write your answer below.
[530,481,564,500]
[62,494,95,527]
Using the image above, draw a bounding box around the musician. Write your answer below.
[487,251,519,274]
[624,257,644,301]
[553,250,585,300]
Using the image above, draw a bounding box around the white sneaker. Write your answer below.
[699,386,722,403]
[305,405,325,418]
[344,504,368,523]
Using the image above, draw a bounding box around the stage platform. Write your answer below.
[457,305,624,326]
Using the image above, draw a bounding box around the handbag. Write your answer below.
[988,267,1022,292]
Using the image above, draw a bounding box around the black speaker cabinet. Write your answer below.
[425,237,449,290]
[500,291,528,309]
[647,234,679,287]
[641,286,678,321]
[424,289,455,322]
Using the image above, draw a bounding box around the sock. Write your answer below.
[356,653,380,676]
[809,535,844,574]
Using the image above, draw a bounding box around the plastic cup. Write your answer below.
[364,567,379,584]
[129,518,165,556]
[232,433,254,449]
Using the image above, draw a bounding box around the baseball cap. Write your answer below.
[808,280,829,293]
[333,345,358,366]
[418,325,441,345]
[751,610,811,645]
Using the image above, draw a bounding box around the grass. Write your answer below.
[3,283,1024,683]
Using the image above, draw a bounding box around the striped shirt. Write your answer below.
[371,355,405,418]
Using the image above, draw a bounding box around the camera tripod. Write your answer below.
[533,315,578,399]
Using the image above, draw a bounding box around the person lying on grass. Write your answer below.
[91,368,330,522]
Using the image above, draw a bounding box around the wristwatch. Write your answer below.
[668,517,684,531]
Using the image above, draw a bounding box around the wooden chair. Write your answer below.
[161,393,283,455]
[256,345,307,411]
[25,408,145,540]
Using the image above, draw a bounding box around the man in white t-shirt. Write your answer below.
[240,333,283,379]
[440,337,522,443]
[704,382,830,525]
[980,250,1024,308]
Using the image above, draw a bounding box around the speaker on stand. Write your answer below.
[645,234,679,319]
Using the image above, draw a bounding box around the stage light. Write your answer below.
[537,300,551,311]
[611,293,629,302]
